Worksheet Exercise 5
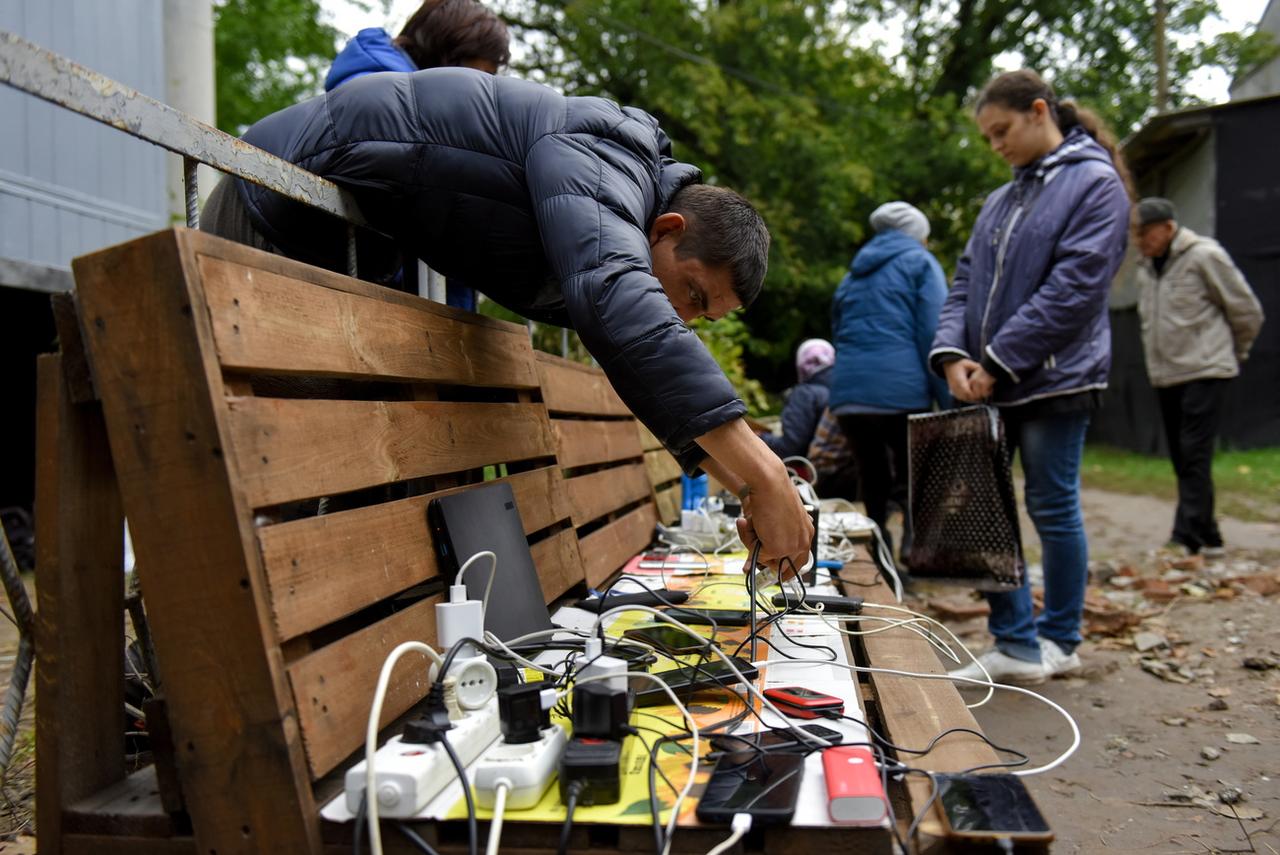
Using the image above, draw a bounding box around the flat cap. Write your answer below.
[1136,197,1177,226]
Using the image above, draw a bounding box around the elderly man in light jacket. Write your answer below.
[1134,197,1265,558]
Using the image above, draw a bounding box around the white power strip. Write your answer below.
[344,699,500,818]
[472,723,567,810]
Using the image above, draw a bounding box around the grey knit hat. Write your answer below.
[1136,197,1178,226]
[869,201,930,244]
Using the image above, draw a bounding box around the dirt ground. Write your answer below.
[910,487,1280,854]
[0,487,1275,852]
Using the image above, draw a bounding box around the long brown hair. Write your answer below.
[977,69,1134,199]
[395,0,510,70]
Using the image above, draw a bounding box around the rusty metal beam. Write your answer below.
[0,28,370,229]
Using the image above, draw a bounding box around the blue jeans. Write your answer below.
[986,411,1090,663]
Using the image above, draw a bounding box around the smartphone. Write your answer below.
[763,686,845,719]
[662,607,752,627]
[695,751,805,825]
[935,773,1053,842]
[770,593,864,615]
[575,589,689,613]
[710,724,844,760]
[630,656,759,707]
[622,625,709,656]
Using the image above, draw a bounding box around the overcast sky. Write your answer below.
[318,0,1271,104]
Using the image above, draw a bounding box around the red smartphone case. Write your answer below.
[822,746,888,825]
[764,687,844,719]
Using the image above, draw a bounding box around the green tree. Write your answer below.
[214,0,343,133]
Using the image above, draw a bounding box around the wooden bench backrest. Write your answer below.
[69,228,651,851]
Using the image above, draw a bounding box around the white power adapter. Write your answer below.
[435,578,498,710]
[578,636,628,694]
[473,723,567,809]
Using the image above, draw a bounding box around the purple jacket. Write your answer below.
[929,128,1130,407]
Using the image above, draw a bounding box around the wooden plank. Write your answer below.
[578,504,658,589]
[200,256,539,389]
[34,355,125,855]
[534,352,629,416]
[49,292,97,402]
[259,467,571,641]
[643,448,682,488]
[73,229,322,853]
[564,463,651,527]
[63,767,176,839]
[841,556,999,840]
[225,398,557,507]
[553,419,643,469]
[654,484,681,525]
[530,527,586,602]
[288,597,443,779]
[636,422,662,452]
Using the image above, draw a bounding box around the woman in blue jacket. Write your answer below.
[325,0,509,310]
[830,202,950,557]
[933,70,1132,686]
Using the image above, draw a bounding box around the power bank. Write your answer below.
[822,746,888,825]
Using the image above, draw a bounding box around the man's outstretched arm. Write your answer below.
[697,419,813,577]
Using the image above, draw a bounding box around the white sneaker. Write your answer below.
[1040,639,1082,678]
[949,648,1047,687]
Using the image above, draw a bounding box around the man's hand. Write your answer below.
[696,420,813,580]
[945,358,993,402]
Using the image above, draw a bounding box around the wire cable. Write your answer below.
[484,780,509,855]
[705,813,752,855]
[364,641,444,855]
[395,822,443,855]
[438,729,478,855]
[455,550,498,615]
[557,779,583,855]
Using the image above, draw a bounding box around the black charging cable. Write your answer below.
[557,778,585,855]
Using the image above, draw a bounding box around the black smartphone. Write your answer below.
[661,607,752,627]
[935,773,1053,842]
[770,593,864,614]
[622,625,709,656]
[710,724,844,760]
[695,751,805,825]
[630,656,759,707]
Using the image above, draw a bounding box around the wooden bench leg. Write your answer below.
[35,353,126,855]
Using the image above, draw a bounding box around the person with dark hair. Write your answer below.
[934,69,1131,686]
[325,0,509,88]
[323,0,511,310]
[200,68,811,576]
[1133,197,1264,558]
[830,201,950,557]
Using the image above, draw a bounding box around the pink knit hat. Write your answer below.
[795,338,835,382]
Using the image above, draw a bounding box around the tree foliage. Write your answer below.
[213,0,343,133]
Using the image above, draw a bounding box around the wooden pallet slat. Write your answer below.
[553,419,643,469]
[564,463,652,528]
[200,256,539,389]
[643,448,682,488]
[535,352,629,416]
[226,398,557,507]
[530,527,586,603]
[578,503,658,588]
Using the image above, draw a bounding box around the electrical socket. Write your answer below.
[344,699,500,818]
[472,723,567,810]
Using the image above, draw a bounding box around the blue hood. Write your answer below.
[850,230,922,277]
[325,28,415,91]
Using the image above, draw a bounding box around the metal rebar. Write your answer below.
[183,156,199,228]
[0,526,34,773]
[346,225,358,278]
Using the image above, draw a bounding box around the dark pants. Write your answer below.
[837,412,910,554]
[1156,379,1227,552]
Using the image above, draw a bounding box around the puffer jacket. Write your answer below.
[234,69,740,471]
[830,230,951,412]
[929,127,1131,406]
[762,366,831,458]
[1137,226,1264,388]
[324,28,415,91]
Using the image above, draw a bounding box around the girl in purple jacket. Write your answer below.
[932,70,1132,686]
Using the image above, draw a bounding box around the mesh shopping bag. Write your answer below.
[905,406,1024,591]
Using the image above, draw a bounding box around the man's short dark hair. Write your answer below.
[396,0,511,69]
[667,184,770,309]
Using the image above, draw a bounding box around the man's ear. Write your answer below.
[648,212,686,245]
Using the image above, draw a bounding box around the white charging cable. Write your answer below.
[364,641,444,855]
[456,550,498,615]
[706,812,753,855]
[485,780,509,855]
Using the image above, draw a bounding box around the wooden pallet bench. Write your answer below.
[35,228,1012,854]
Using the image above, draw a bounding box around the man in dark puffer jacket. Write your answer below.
[201,67,812,573]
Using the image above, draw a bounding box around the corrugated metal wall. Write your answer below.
[0,0,169,272]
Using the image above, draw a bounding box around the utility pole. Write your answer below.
[1155,0,1169,113]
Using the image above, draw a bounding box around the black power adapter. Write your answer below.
[559,737,624,806]
[571,682,629,741]
[497,682,551,745]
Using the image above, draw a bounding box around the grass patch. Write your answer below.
[1080,444,1280,523]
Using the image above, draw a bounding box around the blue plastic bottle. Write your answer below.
[681,473,709,511]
